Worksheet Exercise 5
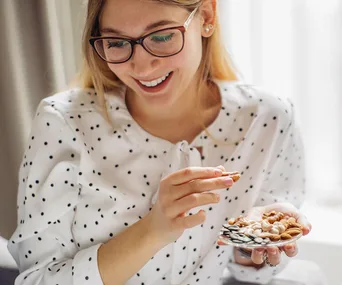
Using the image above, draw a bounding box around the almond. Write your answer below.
[231,174,241,182]
[284,229,302,236]
[280,233,292,239]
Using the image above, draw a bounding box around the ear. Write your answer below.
[200,0,217,38]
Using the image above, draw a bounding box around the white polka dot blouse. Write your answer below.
[8,80,305,285]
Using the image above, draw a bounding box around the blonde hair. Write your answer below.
[74,0,241,144]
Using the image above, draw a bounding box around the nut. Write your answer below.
[253,229,262,236]
[287,217,296,224]
[252,222,262,230]
[231,174,241,182]
[273,222,286,233]
[278,224,286,234]
[228,218,236,225]
[263,211,277,217]
[244,228,254,236]
[280,233,292,239]
[258,233,281,241]
[222,171,241,182]
[236,221,250,227]
[223,211,305,244]
[284,229,302,236]
[269,227,280,235]
[261,220,272,231]
[267,217,277,224]
[269,234,281,241]
[288,222,304,230]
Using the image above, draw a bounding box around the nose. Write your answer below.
[130,44,159,75]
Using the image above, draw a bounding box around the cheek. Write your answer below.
[106,63,133,87]
[171,33,203,75]
[107,64,128,78]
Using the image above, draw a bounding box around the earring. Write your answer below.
[205,24,214,33]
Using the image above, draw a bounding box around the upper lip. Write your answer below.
[134,72,172,82]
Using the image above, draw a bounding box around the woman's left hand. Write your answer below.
[233,202,312,267]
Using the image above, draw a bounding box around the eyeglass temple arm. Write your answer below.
[184,6,199,30]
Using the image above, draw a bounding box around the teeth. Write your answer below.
[139,72,171,87]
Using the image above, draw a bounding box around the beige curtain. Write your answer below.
[0,0,85,239]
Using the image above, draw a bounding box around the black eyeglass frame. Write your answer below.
[89,6,199,64]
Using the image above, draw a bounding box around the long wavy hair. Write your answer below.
[74,0,241,143]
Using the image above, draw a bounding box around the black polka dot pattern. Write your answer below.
[7,82,305,285]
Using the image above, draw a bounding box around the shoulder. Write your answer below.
[217,80,296,125]
[27,88,116,146]
[33,87,121,128]
[38,87,101,116]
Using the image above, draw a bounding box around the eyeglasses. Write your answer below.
[89,7,199,64]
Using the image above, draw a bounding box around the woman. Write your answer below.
[7,0,312,284]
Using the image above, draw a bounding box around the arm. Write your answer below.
[98,211,166,285]
[7,99,167,285]
[225,92,306,284]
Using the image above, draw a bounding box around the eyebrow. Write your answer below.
[100,20,179,36]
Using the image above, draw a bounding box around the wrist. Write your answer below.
[142,212,168,248]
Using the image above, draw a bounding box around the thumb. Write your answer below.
[297,213,312,236]
[216,165,226,172]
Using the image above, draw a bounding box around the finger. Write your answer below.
[251,248,265,264]
[169,192,220,217]
[266,247,281,266]
[171,176,233,200]
[166,167,224,186]
[233,248,254,266]
[174,209,206,229]
[283,243,298,257]
[296,214,312,235]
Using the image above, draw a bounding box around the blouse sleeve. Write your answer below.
[7,99,104,285]
[226,91,306,284]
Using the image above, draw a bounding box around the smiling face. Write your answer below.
[99,0,205,110]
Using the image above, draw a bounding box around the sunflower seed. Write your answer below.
[231,239,244,244]
[228,226,240,231]
[254,237,264,244]
[248,234,258,239]
[229,233,240,240]
[238,236,252,242]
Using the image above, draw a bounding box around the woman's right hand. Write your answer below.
[146,166,235,245]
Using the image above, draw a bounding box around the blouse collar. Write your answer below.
[103,79,240,152]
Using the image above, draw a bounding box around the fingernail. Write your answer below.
[288,246,295,253]
[214,169,223,175]
[224,178,233,185]
[255,248,264,253]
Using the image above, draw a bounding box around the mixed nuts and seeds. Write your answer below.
[217,211,304,246]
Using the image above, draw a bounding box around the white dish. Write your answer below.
[217,232,303,248]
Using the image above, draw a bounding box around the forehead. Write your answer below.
[100,0,188,32]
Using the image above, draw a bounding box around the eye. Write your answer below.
[150,33,175,42]
[106,40,129,48]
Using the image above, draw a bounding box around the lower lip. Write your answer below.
[135,72,173,94]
